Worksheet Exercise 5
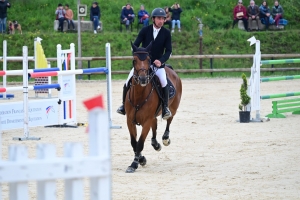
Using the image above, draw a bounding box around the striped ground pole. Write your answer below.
[261,91,300,99]
[261,59,300,65]
[261,75,300,82]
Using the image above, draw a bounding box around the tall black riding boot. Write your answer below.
[117,84,129,115]
[162,86,172,120]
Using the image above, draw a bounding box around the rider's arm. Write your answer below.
[159,31,172,64]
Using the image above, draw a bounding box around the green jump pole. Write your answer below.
[261,75,300,82]
[261,59,300,65]
[261,91,300,99]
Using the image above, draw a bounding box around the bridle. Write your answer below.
[132,51,156,85]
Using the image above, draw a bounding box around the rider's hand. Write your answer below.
[153,60,162,67]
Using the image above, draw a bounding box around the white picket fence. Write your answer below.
[0,96,111,200]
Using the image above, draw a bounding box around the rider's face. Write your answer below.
[153,17,165,28]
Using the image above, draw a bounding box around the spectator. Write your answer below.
[271,0,284,28]
[0,0,11,34]
[164,7,172,30]
[247,0,260,31]
[259,0,271,30]
[121,3,135,32]
[138,5,149,27]
[90,1,101,34]
[232,0,248,31]
[65,4,75,31]
[169,3,182,33]
[55,3,66,32]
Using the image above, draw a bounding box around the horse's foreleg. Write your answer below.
[126,122,151,173]
[151,118,162,151]
[127,118,137,153]
[162,116,173,146]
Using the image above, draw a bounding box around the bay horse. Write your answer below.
[124,42,182,173]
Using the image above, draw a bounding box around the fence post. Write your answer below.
[88,60,91,80]
[210,58,213,76]
[271,57,274,74]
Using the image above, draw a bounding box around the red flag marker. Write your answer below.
[83,94,105,111]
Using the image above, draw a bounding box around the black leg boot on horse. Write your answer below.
[117,84,130,115]
[162,86,172,120]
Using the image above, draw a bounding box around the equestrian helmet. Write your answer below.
[151,8,166,18]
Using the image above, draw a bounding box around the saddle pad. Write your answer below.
[168,78,176,99]
[153,76,176,100]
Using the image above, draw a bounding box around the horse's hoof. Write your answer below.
[139,156,147,166]
[125,166,136,173]
[154,143,162,151]
[163,138,171,146]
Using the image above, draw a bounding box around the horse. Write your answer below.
[124,42,182,173]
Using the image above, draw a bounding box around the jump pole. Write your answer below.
[106,43,121,129]
[261,92,300,100]
[261,75,300,82]
[261,59,300,65]
[13,46,40,141]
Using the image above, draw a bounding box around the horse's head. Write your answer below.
[131,42,152,87]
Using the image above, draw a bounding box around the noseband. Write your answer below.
[132,51,155,85]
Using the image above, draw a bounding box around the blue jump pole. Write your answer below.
[33,67,60,73]
[33,84,61,90]
[82,67,108,74]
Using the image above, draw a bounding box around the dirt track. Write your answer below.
[1,78,300,199]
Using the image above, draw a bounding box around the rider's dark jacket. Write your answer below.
[133,25,172,68]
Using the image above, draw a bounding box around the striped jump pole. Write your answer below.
[0,84,60,93]
[29,67,108,78]
[261,91,300,100]
[261,58,300,65]
[261,75,300,82]
[0,67,60,76]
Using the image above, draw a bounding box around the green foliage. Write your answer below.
[239,73,251,111]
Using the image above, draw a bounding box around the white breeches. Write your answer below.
[125,65,168,87]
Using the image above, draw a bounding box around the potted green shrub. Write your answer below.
[239,73,251,123]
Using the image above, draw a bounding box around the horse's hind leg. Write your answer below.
[151,118,162,151]
[162,116,173,146]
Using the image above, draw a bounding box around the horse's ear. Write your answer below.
[145,41,152,52]
[131,41,138,53]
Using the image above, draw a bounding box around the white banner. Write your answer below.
[0,99,59,130]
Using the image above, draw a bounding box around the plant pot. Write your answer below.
[239,111,250,123]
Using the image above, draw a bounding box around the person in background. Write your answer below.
[55,3,66,32]
[0,0,10,34]
[90,1,101,34]
[121,3,135,32]
[138,5,149,27]
[169,3,182,33]
[271,0,283,28]
[247,0,260,31]
[65,4,75,31]
[164,7,172,30]
[232,0,248,31]
[259,0,271,30]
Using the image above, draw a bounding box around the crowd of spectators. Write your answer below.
[232,0,285,31]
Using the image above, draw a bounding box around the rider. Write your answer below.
[117,7,172,120]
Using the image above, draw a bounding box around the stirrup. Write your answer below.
[117,105,126,115]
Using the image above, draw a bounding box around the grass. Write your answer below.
[1,0,300,80]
